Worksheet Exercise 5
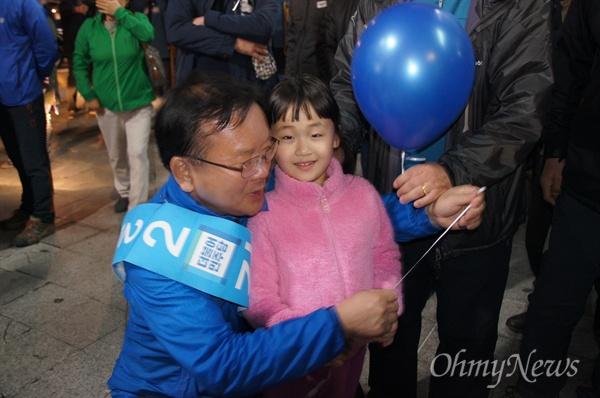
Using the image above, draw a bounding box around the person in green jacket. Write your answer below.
[73,0,155,213]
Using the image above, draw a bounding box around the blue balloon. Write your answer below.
[352,3,475,151]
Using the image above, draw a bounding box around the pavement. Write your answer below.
[0,67,598,398]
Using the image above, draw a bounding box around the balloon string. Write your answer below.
[394,186,487,288]
[400,150,406,174]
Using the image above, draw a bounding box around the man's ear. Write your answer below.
[170,156,194,193]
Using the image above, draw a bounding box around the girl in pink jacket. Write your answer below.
[244,75,403,398]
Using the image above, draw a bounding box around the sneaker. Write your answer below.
[506,311,527,334]
[0,209,31,231]
[501,386,523,398]
[13,216,56,247]
[114,197,129,213]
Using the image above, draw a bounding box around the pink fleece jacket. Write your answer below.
[245,158,403,329]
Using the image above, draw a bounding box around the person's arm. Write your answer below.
[383,185,486,242]
[72,20,96,102]
[540,0,595,204]
[436,3,553,190]
[382,193,441,242]
[316,1,342,82]
[127,263,397,396]
[165,0,237,58]
[114,7,156,43]
[95,0,154,42]
[203,0,279,44]
[330,2,370,155]
[25,0,60,80]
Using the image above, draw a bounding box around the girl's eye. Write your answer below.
[281,135,293,140]
[311,133,323,138]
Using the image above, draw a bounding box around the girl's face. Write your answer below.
[271,105,340,186]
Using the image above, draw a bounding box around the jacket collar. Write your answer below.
[150,174,246,225]
[270,158,348,209]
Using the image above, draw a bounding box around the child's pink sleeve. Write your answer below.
[371,189,404,316]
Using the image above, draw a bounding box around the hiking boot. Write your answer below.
[13,216,56,247]
[506,311,527,334]
[0,209,31,231]
[114,197,129,213]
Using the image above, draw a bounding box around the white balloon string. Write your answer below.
[400,150,406,174]
[394,186,487,288]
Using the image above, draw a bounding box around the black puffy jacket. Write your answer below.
[331,0,554,259]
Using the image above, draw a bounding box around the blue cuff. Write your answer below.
[382,193,442,243]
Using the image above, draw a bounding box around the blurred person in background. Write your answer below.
[73,0,155,213]
[0,0,59,247]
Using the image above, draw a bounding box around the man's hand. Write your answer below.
[426,185,486,230]
[234,38,269,62]
[96,0,122,17]
[393,163,452,208]
[540,158,564,205]
[192,16,205,26]
[334,289,398,345]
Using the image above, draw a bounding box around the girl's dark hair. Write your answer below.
[267,74,356,174]
[154,72,265,171]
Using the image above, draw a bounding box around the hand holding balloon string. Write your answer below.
[394,186,486,289]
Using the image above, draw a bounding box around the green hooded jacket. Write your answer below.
[73,8,155,112]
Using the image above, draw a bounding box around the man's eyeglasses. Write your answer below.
[190,138,279,179]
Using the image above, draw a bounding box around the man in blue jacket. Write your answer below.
[107,72,400,397]
[0,0,59,247]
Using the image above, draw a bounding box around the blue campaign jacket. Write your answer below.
[0,0,59,106]
[108,176,346,397]
[381,193,441,243]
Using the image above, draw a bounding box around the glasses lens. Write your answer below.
[240,140,277,179]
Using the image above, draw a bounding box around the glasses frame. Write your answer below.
[190,137,279,179]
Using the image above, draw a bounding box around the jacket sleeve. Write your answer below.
[165,0,236,58]
[316,1,341,83]
[244,214,310,327]
[203,0,279,44]
[127,264,345,396]
[72,20,96,102]
[26,0,59,79]
[369,188,404,316]
[439,2,553,187]
[381,193,442,243]
[115,7,155,43]
[330,3,370,155]
[542,0,596,159]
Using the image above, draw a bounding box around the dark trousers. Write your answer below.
[525,147,554,277]
[0,95,55,224]
[368,237,512,398]
[517,191,600,397]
